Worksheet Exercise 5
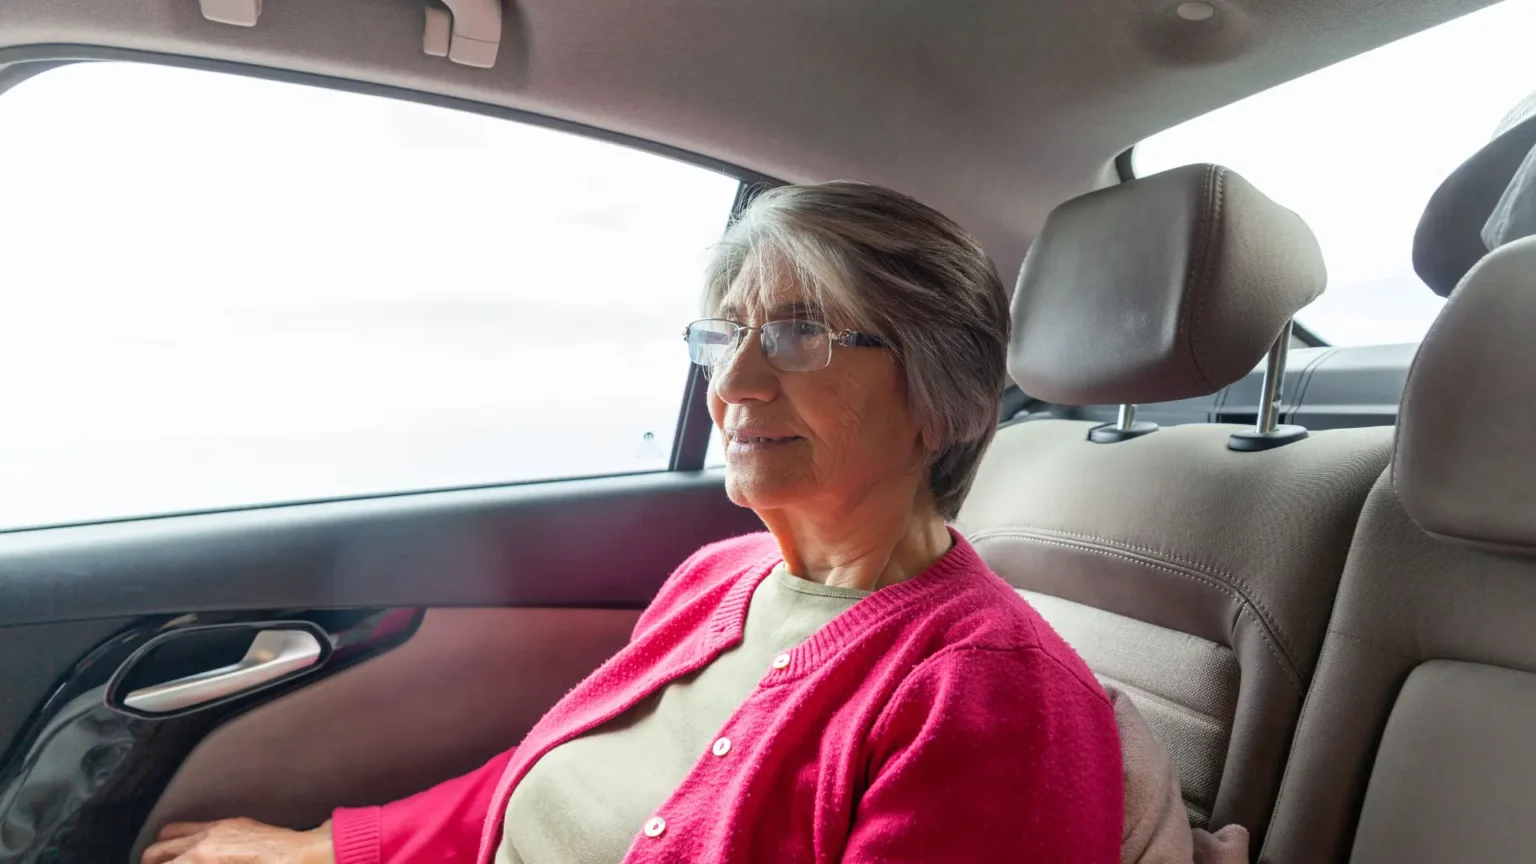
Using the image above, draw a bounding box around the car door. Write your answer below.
[0,57,765,864]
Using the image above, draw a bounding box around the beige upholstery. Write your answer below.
[1010,164,1325,405]
[958,421,1389,841]
[1353,661,1536,862]
[1395,234,1536,552]
[1261,237,1536,864]
[1260,470,1536,864]
[1027,591,1239,824]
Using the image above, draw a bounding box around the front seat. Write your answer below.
[1260,106,1536,864]
[956,164,1392,846]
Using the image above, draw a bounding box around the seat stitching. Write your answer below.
[1260,628,1400,862]
[973,531,1301,690]
[971,523,1302,665]
[1000,523,1267,594]
[974,527,1295,671]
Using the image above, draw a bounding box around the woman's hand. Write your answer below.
[142,818,335,864]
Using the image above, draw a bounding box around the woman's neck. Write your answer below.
[760,483,953,592]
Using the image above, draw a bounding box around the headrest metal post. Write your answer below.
[1228,319,1308,452]
[1089,402,1157,443]
[1255,322,1291,435]
[1116,404,1137,431]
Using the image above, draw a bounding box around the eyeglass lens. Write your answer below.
[686,319,833,372]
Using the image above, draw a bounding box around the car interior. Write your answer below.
[1,0,1534,862]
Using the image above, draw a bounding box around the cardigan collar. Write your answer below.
[704,527,985,681]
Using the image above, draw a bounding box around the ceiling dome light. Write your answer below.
[1176,1,1216,20]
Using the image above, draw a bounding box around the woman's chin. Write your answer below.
[723,472,810,512]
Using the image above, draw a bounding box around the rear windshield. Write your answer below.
[1135,0,1536,347]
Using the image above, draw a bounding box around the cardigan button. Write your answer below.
[771,653,791,670]
[712,736,732,757]
[643,816,666,838]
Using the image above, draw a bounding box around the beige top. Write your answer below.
[496,564,869,864]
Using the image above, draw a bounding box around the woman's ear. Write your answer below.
[921,427,942,454]
[915,425,943,469]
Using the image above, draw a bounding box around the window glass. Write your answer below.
[706,423,726,468]
[0,62,739,530]
[1134,0,1536,346]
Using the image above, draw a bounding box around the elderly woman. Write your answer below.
[143,181,1124,864]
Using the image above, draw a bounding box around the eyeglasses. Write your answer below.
[683,318,887,372]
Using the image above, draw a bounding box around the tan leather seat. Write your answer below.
[956,164,1392,846]
[1260,246,1536,861]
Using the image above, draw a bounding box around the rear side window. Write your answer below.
[1134,0,1536,347]
[0,62,739,530]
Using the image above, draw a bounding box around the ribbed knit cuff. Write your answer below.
[329,807,382,864]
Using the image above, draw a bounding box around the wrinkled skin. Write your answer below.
[141,818,334,864]
[709,295,927,520]
[708,268,945,592]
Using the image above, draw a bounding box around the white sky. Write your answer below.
[1136,0,1536,346]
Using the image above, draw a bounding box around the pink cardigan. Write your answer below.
[329,531,1123,863]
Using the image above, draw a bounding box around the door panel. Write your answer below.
[130,608,639,859]
[0,619,132,761]
[0,471,756,629]
[0,470,758,864]
[0,608,420,864]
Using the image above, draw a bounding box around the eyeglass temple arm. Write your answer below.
[837,330,886,348]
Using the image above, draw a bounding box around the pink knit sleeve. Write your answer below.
[845,646,1123,864]
[330,748,515,864]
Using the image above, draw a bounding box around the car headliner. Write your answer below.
[1,0,1501,282]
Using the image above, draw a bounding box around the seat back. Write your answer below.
[1261,235,1536,864]
[957,164,1391,843]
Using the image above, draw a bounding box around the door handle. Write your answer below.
[123,629,323,713]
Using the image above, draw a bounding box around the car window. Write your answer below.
[706,421,726,468]
[1134,0,1536,347]
[0,62,740,531]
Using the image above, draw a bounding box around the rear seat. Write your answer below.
[956,164,1392,846]
[1261,110,1536,864]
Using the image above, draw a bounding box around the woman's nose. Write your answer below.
[711,332,780,403]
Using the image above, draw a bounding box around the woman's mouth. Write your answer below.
[727,432,804,452]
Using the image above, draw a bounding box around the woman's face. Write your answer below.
[708,273,929,516]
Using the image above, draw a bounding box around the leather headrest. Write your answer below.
[1009,164,1325,406]
[1414,95,1536,297]
[1395,235,1536,554]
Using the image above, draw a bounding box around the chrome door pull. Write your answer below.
[122,629,323,713]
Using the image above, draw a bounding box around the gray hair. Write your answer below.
[702,181,1010,520]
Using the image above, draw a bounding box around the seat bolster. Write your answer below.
[966,530,1252,654]
[1258,620,1409,864]
[1219,609,1306,842]
[1263,467,1536,864]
